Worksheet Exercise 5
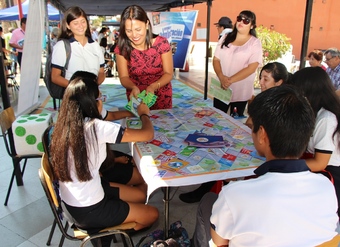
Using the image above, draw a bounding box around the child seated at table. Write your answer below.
[49,72,158,247]
[191,85,339,247]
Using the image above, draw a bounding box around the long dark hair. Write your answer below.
[50,73,101,182]
[59,6,91,40]
[117,5,154,60]
[290,67,340,145]
[222,10,257,49]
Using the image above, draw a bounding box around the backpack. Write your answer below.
[136,221,190,247]
[44,39,71,99]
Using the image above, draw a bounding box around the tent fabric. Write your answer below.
[0,0,60,21]
[49,0,209,16]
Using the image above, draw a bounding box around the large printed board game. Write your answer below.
[133,107,265,180]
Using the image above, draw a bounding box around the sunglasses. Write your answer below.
[96,94,107,102]
[236,15,251,25]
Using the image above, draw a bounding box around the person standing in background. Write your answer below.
[213,10,262,117]
[9,17,26,68]
[324,48,340,96]
[91,26,98,42]
[50,27,59,49]
[51,6,105,88]
[308,49,326,70]
[214,16,233,40]
[5,27,18,75]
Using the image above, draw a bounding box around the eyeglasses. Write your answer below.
[324,56,335,62]
[236,15,251,25]
[96,94,107,102]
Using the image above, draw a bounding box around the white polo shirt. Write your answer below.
[51,37,105,80]
[210,159,338,247]
[59,118,124,207]
[307,107,340,167]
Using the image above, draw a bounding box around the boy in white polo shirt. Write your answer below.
[192,85,339,247]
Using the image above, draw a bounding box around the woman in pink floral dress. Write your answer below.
[115,5,173,110]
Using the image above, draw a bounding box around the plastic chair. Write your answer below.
[0,107,42,206]
[39,153,136,247]
[316,234,340,247]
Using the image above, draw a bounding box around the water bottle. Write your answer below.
[231,107,239,118]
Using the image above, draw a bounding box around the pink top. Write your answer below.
[214,36,263,102]
[9,28,25,52]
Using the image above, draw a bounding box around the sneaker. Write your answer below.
[179,181,215,203]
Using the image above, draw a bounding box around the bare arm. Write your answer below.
[229,62,259,83]
[51,67,69,87]
[305,152,331,171]
[146,50,173,94]
[121,103,154,142]
[97,67,106,85]
[104,110,134,121]
[9,42,22,50]
[210,227,229,247]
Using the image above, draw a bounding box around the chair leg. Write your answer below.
[21,158,28,177]
[53,98,57,110]
[58,221,70,247]
[4,159,21,206]
[47,219,57,246]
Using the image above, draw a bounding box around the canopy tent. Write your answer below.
[0,0,61,21]
[49,0,208,16]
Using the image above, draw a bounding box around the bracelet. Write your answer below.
[157,82,160,90]
[140,114,150,120]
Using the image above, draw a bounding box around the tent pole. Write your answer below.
[17,0,23,19]
[204,0,212,100]
[299,0,313,70]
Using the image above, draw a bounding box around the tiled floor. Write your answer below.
[0,58,217,247]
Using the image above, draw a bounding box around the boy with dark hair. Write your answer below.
[192,85,339,247]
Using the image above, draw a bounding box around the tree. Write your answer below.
[254,26,291,87]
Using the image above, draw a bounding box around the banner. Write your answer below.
[149,11,198,69]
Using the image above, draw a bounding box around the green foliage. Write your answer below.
[90,16,106,28]
[257,25,291,64]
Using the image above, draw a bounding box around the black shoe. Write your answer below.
[179,181,215,203]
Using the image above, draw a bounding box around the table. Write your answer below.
[130,106,265,237]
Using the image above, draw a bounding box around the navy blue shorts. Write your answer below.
[63,196,129,234]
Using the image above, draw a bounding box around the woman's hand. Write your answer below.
[130,86,141,100]
[146,83,158,95]
[220,76,232,90]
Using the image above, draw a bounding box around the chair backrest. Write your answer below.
[0,107,15,134]
[0,107,16,156]
[316,234,340,247]
[41,153,59,208]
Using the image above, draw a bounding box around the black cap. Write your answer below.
[214,17,232,28]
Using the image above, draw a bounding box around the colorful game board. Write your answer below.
[133,107,265,183]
